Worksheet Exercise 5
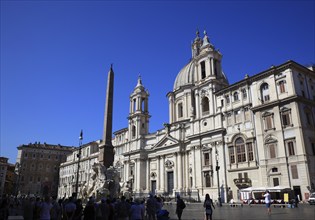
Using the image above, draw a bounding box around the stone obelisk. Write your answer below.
[99,64,114,168]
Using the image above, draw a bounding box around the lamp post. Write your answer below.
[215,144,222,206]
[75,130,83,198]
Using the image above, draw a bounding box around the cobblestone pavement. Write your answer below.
[163,203,315,220]
[8,202,315,220]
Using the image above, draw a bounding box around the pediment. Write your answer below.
[153,135,179,149]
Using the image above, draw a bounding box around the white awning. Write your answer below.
[240,186,291,192]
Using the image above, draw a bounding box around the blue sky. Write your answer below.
[1,0,314,164]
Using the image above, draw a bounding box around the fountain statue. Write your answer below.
[81,162,121,201]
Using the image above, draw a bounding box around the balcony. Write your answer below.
[233,177,252,189]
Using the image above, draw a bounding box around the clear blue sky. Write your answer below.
[1,0,314,164]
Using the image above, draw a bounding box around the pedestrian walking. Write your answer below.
[39,196,53,220]
[96,198,109,220]
[263,190,271,215]
[203,194,215,220]
[130,198,145,220]
[50,196,61,220]
[64,197,77,220]
[83,197,96,220]
[73,199,83,220]
[146,193,157,220]
[115,196,130,220]
[175,194,185,220]
[22,195,35,220]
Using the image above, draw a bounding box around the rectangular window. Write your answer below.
[288,141,295,156]
[201,61,206,79]
[291,165,299,179]
[282,111,291,127]
[264,94,270,102]
[265,115,273,130]
[229,147,235,164]
[279,81,286,93]
[225,95,230,104]
[204,171,211,187]
[204,153,210,166]
[269,144,276,158]
[236,145,246,162]
[244,172,248,179]
[238,173,242,179]
[247,143,254,161]
[273,178,279,186]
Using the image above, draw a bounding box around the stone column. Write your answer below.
[185,151,189,190]
[178,152,182,190]
[161,156,165,191]
[211,58,215,75]
[174,153,178,190]
[193,146,196,188]
[135,159,141,191]
[157,156,160,190]
[195,91,200,119]
[146,159,150,192]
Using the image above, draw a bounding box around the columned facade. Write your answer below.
[58,31,315,203]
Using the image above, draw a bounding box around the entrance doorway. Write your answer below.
[151,180,156,195]
[167,171,174,195]
[293,186,302,200]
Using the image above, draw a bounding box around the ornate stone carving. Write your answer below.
[165,159,174,168]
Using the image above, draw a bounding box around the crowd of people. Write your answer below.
[0,193,177,220]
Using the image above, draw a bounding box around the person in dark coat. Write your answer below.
[83,197,96,220]
[176,194,185,220]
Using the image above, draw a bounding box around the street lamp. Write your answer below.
[215,144,222,206]
[75,130,83,198]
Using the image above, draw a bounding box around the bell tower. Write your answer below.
[128,76,150,147]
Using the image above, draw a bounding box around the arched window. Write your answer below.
[225,95,230,104]
[178,103,183,118]
[242,89,247,99]
[260,83,270,102]
[201,61,206,79]
[233,92,239,102]
[235,138,246,162]
[133,98,136,112]
[202,97,209,115]
[229,138,254,165]
[141,98,145,111]
[132,125,136,138]
[278,80,286,93]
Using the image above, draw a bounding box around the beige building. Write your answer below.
[58,31,315,202]
[0,157,16,196]
[16,142,75,197]
[58,140,100,198]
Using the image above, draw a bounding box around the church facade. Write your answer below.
[58,31,315,202]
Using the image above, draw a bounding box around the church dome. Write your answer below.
[173,60,195,91]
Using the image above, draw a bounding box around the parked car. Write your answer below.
[308,193,315,205]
